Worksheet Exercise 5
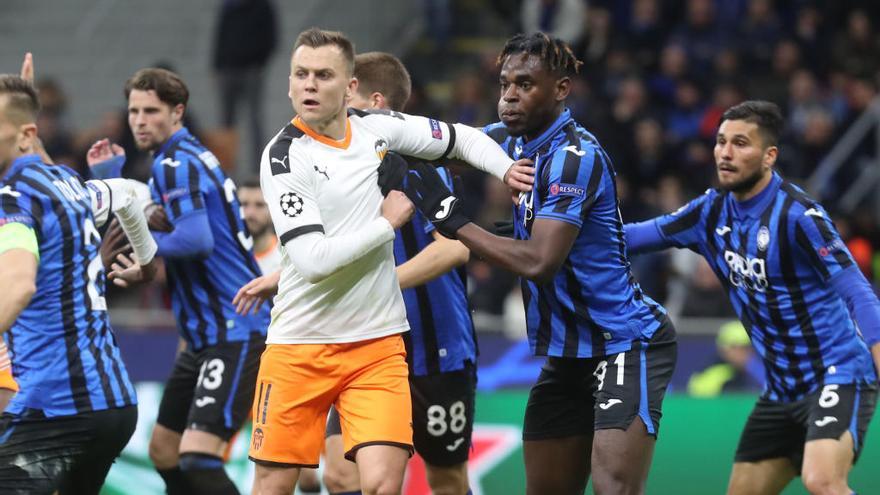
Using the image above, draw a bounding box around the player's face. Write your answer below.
[289,45,356,127]
[714,119,777,194]
[498,54,568,138]
[128,89,183,152]
[238,186,272,238]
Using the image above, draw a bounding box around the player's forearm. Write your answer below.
[624,220,671,255]
[829,266,880,347]
[153,211,215,258]
[286,217,395,284]
[99,179,158,264]
[449,123,514,182]
[455,223,556,283]
[396,236,469,290]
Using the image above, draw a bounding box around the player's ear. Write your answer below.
[371,92,385,110]
[556,76,571,102]
[346,77,358,101]
[763,145,778,169]
[17,123,37,153]
[171,103,185,125]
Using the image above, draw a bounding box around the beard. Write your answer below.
[720,167,765,195]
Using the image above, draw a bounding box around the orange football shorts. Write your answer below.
[248,334,412,467]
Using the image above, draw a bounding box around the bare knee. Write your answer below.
[360,479,402,495]
[149,427,181,469]
[425,463,469,495]
[592,466,644,495]
[801,468,848,495]
[322,460,360,493]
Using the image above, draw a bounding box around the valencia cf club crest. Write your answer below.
[280,192,304,218]
[374,139,389,161]
[252,428,264,451]
[757,226,770,251]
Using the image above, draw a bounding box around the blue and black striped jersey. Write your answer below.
[485,109,667,358]
[650,173,876,400]
[394,167,476,376]
[1,154,136,417]
[149,128,269,350]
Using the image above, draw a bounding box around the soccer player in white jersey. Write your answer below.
[246,28,533,495]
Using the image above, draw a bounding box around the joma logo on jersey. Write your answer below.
[724,250,768,293]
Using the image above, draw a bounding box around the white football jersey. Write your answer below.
[260,109,458,344]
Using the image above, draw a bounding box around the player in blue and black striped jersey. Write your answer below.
[89,68,270,495]
[401,33,676,495]
[625,101,880,495]
[0,75,158,494]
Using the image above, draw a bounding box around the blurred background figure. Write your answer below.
[688,321,764,397]
[212,0,277,173]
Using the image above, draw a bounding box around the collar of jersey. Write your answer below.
[4,154,42,180]
[516,108,573,159]
[155,127,192,158]
[292,115,352,150]
[730,172,782,219]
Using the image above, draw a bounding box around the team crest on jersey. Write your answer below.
[757,226,770,251]
[252,427,264,450]
[280,192,304,218]
[374,139,389,161]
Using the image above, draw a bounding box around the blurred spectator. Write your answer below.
[447,72,492,126]
[671,0,729,75]
[688,321,764,397]
[831,9,880,76]
[34,79,76,172]
[622,0,665,71]
[648,42,688,105]
[666,78,705,144]
[792,5,830,74]
[212,0,277,169]
[699,81,746,141]
[737,0,782,72]
[520,0,587,46]
[749,39,802,109]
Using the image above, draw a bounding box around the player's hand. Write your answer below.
[86,138,126,167]
[144,203,174,232]
[233,271,281,315]
[404,161,470,239]
[381,190,415,229]
[99,218,131,270]
[20,52,33,82]
[503,158,535,194]
[108,253,156,288]
[377,152,408,196]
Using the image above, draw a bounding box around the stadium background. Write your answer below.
[3,0,880,493]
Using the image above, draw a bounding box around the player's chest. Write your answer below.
[709,215,784,293]
[307,143,383,218]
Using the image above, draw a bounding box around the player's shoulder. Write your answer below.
[483,121,511,145]
[347,107,407,121]
[777,180,826,221]
[264,122,311,177]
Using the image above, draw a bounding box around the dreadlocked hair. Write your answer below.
[496,32,583,78]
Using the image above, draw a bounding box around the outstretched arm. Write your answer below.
[624,220,674,255]
[830,266,880,381]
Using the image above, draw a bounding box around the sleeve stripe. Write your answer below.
[439,122,457,161]
[810,214,853,269]
[662,203,703,238]
[551,146,585,214]
[279,224,324,245]
[795,223,831,280]
[188,161,204,210]
[576,150,604,218]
